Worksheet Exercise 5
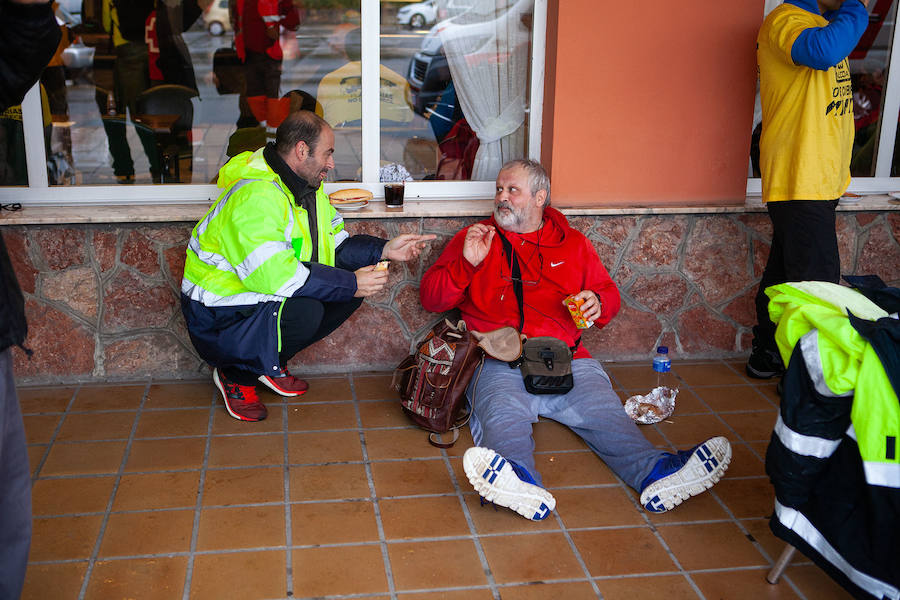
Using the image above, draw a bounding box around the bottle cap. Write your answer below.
[656,346,668,354]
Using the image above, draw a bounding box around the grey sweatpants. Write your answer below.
[467,358,664,491]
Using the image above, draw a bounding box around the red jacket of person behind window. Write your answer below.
[233,0,299,61]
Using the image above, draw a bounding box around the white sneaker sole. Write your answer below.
[462,447,556,521]
[257,375,305,397]
[640,436,732,513]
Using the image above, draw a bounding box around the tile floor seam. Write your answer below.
[281,400,294,598]
[547,495,605,598]
[350,373,398,600]
[440,451,502,600]
[179,388,217,600]
[76,380,151,600]
[29,384,79,479]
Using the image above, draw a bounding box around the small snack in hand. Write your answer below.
[562,294,593,329]
[375,260,390,271]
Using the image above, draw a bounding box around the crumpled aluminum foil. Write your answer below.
[624,386,677,424]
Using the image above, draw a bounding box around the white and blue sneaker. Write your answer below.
[462,447,556,521]
[639,436,731,513]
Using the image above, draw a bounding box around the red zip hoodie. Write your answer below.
[420,207,620,358]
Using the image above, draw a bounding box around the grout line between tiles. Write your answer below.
[76,380,151,600]
[350,373,398,600]
[282,398,293,597]
[179,386,217,600]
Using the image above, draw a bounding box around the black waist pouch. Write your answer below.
[518,337,573,395]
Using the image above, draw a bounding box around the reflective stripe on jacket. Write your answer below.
[767,280,899,486]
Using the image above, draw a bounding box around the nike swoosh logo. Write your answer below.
[550,261,564,267]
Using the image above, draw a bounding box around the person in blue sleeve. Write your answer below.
[747,0,870,379]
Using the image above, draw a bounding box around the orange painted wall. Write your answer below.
[541,1,762,206]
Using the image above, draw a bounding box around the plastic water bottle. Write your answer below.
[653,346,672,393]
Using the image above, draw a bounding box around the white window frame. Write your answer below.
[2,0,547,206]
[748,0,900,196]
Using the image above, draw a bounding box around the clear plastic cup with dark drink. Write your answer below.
[384,183,404,207]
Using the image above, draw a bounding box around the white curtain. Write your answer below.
[440,0,533,181]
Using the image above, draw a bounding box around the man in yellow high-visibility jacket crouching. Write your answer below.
[181,110,434,421]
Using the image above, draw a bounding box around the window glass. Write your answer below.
[379,0,533,183]
[849,0,897,177]
[43,0,358,187]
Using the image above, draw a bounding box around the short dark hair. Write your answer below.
[500,159,551,207]
[275,110,330,156]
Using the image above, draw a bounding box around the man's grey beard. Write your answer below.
[494,203,523,230]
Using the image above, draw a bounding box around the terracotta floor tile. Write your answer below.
[653,414,735,447]
[532,419,589,451]
[41,441,126,475]
[379,496,470,539]
[657,522,769,570]
[441,428,476,457]
[196,505,285,550]
[22,414,61,444]
[498,581,598,600]
[292,500,379,544]
[691,384,778,412]
[18,386,73,413]
[719,410,779,442]
[742,518,807,566]
[353,373,395,400]
[202,466,284,506]
[389,539,487,590]
[192,550,286,600]
[595,574,700,600]
[370,459,455,497]
[290,463,371,501]
[571,528,676,576]
[207,433,284,467]
[27,444,46,476]
[113,471,201,510]
[691,568,801,599]
[31,475,115,516]
[675,362,748,386]
[665,388,712,415]
[554,486,645,528]
[641,424,676,450]
[286,401,357,431]
[211,408,285,434]
[604,364,654,390]
[365,427,446,460]
[712,477,776,519]
[30,515,103,561]
[726,442,767,478]
[126,438,206,471]
[72,384,145,411]
[463,493,559,534]
[56,411,136,441]
[785,564,855,599]
[99,510,194,556]
[536,450,618,487]
[21,562,87,600]
[282,376,351,402]
[749,440,771,458]
[359,399,410,428]
[135,408,211,438]
[293,545,388,596]
[86,557,187,600]
[145,382,215,408]
[401,590,494,600]
[288,430,362,464]
[480,532,585,583]
[757,381,782,404]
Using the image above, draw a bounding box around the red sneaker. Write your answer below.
[258,367,309,397]
[213,369,268,421]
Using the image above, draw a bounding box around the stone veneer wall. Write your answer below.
[5,211,900,384]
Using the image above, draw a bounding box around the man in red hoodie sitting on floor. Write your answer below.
[420,159,733,520]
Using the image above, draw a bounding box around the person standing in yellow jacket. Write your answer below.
[182,110,434,421]
[747,0,870,379]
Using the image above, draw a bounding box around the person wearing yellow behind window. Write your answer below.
[747,0,870,380]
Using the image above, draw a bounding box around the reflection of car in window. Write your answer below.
[203,0,232,36]
[406,0,531,117]
[396,0,436,29]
